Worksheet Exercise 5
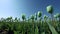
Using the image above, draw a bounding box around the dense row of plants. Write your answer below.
[0,5,60,34]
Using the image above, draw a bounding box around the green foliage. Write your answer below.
[41,32,45,34]
[0,19,59,34]
[35,26,39,34]
[46,22,58,34]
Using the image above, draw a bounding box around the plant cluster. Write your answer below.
[0,5,60,34]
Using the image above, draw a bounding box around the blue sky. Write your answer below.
[0,0,60,19]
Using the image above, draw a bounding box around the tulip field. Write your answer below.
[0,5,60,34]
